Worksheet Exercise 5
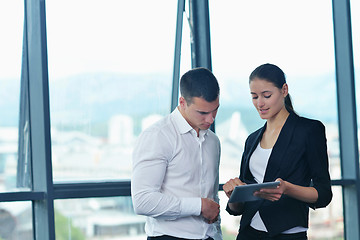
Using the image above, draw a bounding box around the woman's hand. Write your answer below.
[223,177,246,199]
[253,178,286,201]
[254,177,319,203]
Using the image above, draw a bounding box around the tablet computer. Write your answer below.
[228,181,280,203]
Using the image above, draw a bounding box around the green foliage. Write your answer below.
[221,227,237,240]
[222,233,236,240]
[55,210,85,240]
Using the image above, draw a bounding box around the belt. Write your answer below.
[148,235,214,240]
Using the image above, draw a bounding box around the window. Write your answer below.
[1,1,358,239]
[54,197,144,239]
[46,0,178,181]
[0,1,24,192]
[0,201,33,239]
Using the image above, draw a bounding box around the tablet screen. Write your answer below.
[228,181,280,203]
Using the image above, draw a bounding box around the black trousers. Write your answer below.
[147,235,214,240]
[236,226,307,240]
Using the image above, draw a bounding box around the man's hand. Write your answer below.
[201,198,220,224]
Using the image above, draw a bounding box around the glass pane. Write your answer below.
[308,186,344,239]
[46,0,177,181]
[0,201,33,239]
[0,1,24,192]
[210,0,341,238]
[55,197,145,240]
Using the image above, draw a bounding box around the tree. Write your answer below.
[55,210,85,240]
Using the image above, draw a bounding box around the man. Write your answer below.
[131,67,222,240]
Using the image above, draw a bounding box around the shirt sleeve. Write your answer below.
[131,129,201,220]
[213,139,222,236]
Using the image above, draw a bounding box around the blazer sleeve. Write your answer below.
[306,120,333,209]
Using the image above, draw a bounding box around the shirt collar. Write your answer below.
[172,107,208,138]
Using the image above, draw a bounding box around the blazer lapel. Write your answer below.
[263,112,299,182]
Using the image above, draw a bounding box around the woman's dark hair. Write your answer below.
[180,67,220,104]
[249,63,294,113]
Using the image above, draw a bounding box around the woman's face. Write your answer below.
[249,77,288,120]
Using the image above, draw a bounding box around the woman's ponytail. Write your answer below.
[285,94,294,113]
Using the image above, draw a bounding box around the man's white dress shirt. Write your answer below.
[131,108,221,240]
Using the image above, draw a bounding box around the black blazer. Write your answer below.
[227,112,333,236]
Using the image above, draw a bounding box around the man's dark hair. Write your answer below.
[180,67,220,104]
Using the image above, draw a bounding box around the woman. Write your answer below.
[223,63,332,240]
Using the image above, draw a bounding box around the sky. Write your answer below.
[210,0,336,78]
[0,1,23,79]
[1,0,353,79]
[1,0,360,122]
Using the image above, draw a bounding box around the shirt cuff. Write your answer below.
[180,197,201,217]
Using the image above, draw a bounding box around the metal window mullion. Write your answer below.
[188,0,212,70]
[53,181,131,199]
[24,0,55,239]
[0,192,45,202]
[332,0,360,239]
[18,10,33,190]
[171,0,185,112]
[188,0,215,132]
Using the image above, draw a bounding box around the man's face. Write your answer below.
[179,96,220,134]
